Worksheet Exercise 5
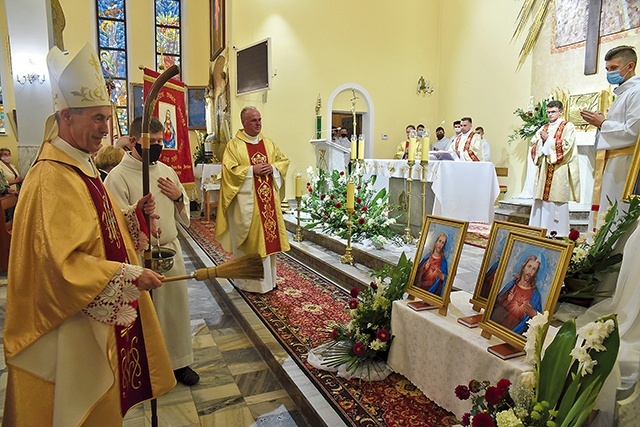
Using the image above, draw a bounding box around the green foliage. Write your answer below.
[508,97,552,145]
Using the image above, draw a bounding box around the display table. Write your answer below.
[387,292,556,417]
[363,160,499,223]
[199,164,222,220]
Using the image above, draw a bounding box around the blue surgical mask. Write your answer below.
[606,63,630,85]
[417,130,424,137]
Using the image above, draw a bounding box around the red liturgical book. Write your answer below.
[407,300,438,311]
[457,313,484,328]
[487,343,525,360]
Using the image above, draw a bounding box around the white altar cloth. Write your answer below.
[387,292,557,417]
[363,160,499,223]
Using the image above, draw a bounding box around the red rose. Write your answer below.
[370,281,378,290]
[496,378,511,396]
[568,229,580,241]
[350,287,359,297]
[461,413,471,426]
[471,413,495,427]
[320,194,326,200]
[349,298,359,309]
[376,329,390,342]
[308,187,313,192]
[332,328,339,339]
[353,342,365,355]
[356,198,362,204]
[340,171,345,176]
[484,386,501,405]
[528,112,533,117]
[357,185,361,190]
[468,379,481,393]
[361,206,368,212]
[358,217,365,225]
[455,385,471,400]
[306,182,310,187]
[330,194,335,200]
[335,202,342,209]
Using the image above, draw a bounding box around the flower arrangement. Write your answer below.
[508,96,553,145]
[559,197,640,303]
[193,130,213,165]
[318,253,412,379]
[455,311,619,427]
[300,167,402,248]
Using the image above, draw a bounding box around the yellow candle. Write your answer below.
[350,136,357,160]
[295,176,302,198]
[346,181,355,210]
[408,136,417,161]
[421,137,429,162]
[357,137,365,160]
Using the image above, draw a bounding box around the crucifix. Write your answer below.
[584,0,603,75]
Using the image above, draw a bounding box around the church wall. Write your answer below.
[437,0,533,199]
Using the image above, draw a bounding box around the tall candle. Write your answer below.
[357,136,365,160]
[350,135,357,160]
[295,176,302,198]
[421,136,429,162]
[408,136,417,162]
[346,181,355,210]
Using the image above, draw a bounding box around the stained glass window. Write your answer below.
[155,0,181,73]
[96,0,128,134]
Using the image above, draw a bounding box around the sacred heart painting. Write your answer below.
[407,215,467,316]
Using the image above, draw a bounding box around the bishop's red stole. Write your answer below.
[541,121,567,201]
[246,140,283,255]
[77,172,153,415]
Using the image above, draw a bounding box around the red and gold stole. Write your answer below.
[462,131,480,162]
[245,140,283,255]
[77,172,153,416]
[541,121,568,201]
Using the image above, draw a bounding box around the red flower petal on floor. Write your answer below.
[353,342,365,355]
[350,288,359,297]
[349,298,359,309]
[455,385,471,400]
[471,412,495,427]
[376,328,390,342]
[484,386,501,405]
[568,229,580,241]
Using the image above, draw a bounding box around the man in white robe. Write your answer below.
[450,117,484,161]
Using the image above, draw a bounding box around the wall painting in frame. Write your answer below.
[469,221,546,313]
[210,0,225,61]
[128,83,144,123]
[406,215,467,316]
[479,232,573,352]
[187,86,207,130]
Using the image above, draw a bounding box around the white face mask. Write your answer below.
[2,156,11,163]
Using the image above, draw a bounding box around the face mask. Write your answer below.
[606,63,630,85]
[417,130,424,137]
[134,143,163,163]
[341,134,348,138]
[2,156,11,163]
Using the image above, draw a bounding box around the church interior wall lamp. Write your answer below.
[15,58,46,85]
[417,76,434,95]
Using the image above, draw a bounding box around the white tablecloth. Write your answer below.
[363,159,499,223]
[387,292,540,417]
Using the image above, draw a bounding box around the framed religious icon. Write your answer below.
[479,233,573,351]
[622,133,640,200]
[210,0,225,61]
[406,215,467,316]
[128,83,144,123]
[469,221,546,312]
[187,86,207,130]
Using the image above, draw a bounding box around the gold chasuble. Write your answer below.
[216,131,290,258]
[3,142,174,426]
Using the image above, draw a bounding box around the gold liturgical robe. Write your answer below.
[216,130,290,258]
[3,142,174,426]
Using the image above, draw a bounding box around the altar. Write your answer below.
[363,159,500,225]
[387,292,557,417]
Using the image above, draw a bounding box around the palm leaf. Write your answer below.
[538,320,577,408]
[512,0,539,40]
[516,0,552,70]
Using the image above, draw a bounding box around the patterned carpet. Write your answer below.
[186,219,457,427]
[464,222,490,249]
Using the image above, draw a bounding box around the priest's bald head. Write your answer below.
[241,106,262,137]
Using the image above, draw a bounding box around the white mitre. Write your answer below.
[47,43,110,111]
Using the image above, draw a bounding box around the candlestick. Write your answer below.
[421,136,429,162]
[295,175,302,198]
[346,181,355,210]
[357,135,365,160]
[419,159,428,244]
[340,209,354,265]
[293,196,303,242]
[350,135,357,161]
[404,159,415,244]
[408,130,417,162]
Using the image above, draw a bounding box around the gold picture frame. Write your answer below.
[479,233,573,350]
[622,133,640,201]
[470,221,546,312]
[406,215,468,316]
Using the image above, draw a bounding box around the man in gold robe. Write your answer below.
[3,43,175,426]
[216,106,290,293]
[529,100,580,237]
[450,117,484,162]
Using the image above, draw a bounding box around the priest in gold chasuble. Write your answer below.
[216,107,290,293]
[3,43,175,427]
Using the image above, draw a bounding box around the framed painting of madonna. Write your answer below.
[479,233,573,350]
[406,215,467,316]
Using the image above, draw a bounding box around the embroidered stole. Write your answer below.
[454,132,479,161]
[77,172,153,415]
[541,121,567,201]
[246,140,283,255]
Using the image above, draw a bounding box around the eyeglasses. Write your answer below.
[547,110,561,114]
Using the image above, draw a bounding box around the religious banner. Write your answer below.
[143,68,196,197]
